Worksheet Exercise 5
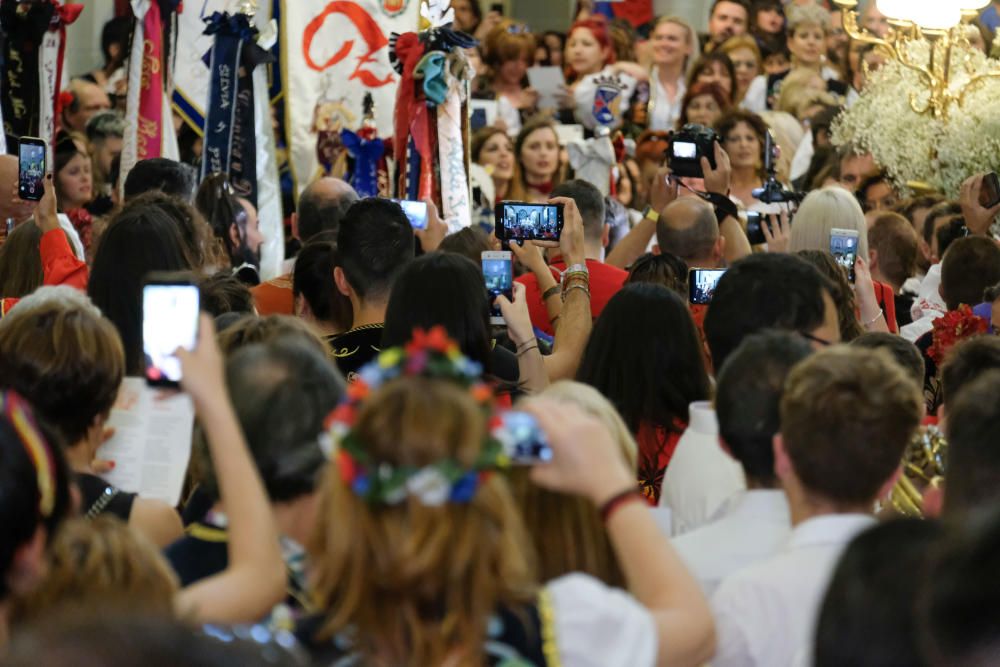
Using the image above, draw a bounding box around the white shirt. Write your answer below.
[56,213,85,260]
[741,66,842,114]
[659,402,746,536]
[548,573,657,666]
[900,263,945,342]
[711,513,877,667]
[672,489,791,597]
[648,68,685,132]
[789,131,814,183]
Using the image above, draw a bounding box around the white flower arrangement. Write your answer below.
[831,39,1000,198]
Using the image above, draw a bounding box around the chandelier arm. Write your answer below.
[957,71,1000,108]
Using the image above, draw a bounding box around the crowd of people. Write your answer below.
[2,0,1000,665]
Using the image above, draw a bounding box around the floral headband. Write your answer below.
[325,326,512,507]
[1,391,57,518]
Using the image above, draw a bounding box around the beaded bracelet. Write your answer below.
[562,284,591,301]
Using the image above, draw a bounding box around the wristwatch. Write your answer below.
[642,205,660,222]
[560,263,590,288]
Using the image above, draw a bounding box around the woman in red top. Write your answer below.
[576,283,711,503]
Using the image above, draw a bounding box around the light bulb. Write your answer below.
[958,0,990,10]
[876,0,909,20]
[907,0,962,29]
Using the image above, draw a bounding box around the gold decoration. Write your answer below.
[835,0,1000,120]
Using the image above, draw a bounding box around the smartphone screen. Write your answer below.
[494,411,553,465]
[980,173,1000,209]
[393,199,428,230]
[18,139,46,202]
[496,202,564,242]
[673,142,697,159]
[483,252,513,325]
[142,280,200,386]
[830,229,859,283]
[689,268,726,305]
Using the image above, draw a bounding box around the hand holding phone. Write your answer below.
[493,410,553,465]
[392,199,429,230]
[483,250,513,325]
[496,201,565,242]
[979,172,1000,209]
[143,275,201,387]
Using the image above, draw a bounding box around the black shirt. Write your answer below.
[164,519,229,587]
[77,472,136,522]
[326,324,384,382]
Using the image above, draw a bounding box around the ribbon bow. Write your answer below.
[203,11,256,40]
[51,2,83,28]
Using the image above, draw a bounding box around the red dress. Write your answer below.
[636,420,686,504]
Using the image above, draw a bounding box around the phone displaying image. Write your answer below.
[689,268,726,305]
[18,137,46,202]
[830,228,860,283]
[980,172,1000,209]
[393,199,428,230]
[483,251,513,325]
[493,411,553,465]
[142,275,200,387]
[496,201,564,242]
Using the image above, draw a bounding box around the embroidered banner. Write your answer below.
[0,1,53,140]
[200,12,247,180]
[282,0,419,192]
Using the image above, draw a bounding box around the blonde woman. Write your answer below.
[646,16,700,132]
[508,381,638,587]
[790,187,897,333]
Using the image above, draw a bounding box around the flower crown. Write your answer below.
[325,327,511,507]
[927,304,988,367]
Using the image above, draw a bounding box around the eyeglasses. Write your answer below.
[800,331,833,347]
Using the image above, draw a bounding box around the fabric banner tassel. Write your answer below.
[437,74,471,233]
[251,19,282,282]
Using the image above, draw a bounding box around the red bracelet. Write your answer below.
[599,488,645,523]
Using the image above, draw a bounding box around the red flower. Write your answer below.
[406,326,455,355]
[928,305,988,366]
[337,449,357,484]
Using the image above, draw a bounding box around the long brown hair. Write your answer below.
[309,377,537,666]
[797,249,863,342]
[508,381,637,587]
[0,222,45,298]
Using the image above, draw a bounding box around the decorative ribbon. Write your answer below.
[137,2,164,161]
[251,19,282,282]
[437,70,471,232]
[200,11,249,181]
[341,128,385,199]
[0,1,54,139]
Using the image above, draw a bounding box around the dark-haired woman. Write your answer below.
[88,202,195,376]
[577,283,711,503]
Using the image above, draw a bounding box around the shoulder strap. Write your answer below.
[85,486,121,519]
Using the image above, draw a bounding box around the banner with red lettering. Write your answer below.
[282,0,419,192]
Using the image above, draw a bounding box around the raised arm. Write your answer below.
[542,198,592,381]
[527,401,716,667]
[174,315,285,623]
[606,167,677,269]
[703,143,752,264]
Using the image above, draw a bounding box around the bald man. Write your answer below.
[656,197,726,269]
[252,177,358,316]
[0,155,84,259]
[62,79,111,134]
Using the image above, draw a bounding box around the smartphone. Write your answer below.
[483,250,513,325]
[830,228,860,283]
[18,137,46,202]
[493,411,553,465]
[980,172,1000,208]
[393,199,428,230]
[142,275,200,387]
[489,2,504,14]
[689,268,726,305]
[495,201,564,242]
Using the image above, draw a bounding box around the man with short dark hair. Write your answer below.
[663,253,840,535]
[251,178,358,316]
[701,0,750,52]
[942,367,1000,519]
[672,331,813,595]
[123,158,198,202]
[329,198,415,380]
[516,179,627,335]
[293,236,351,337]
[712,347,923,666]
[940,236,1000,312]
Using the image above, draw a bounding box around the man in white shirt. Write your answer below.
[711,346,923,667]
[661,253,841,534]
[673,331,813,595]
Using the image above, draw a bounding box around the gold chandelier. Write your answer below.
[834,0,1000,120]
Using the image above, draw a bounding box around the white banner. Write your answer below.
[282,0,420,193]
